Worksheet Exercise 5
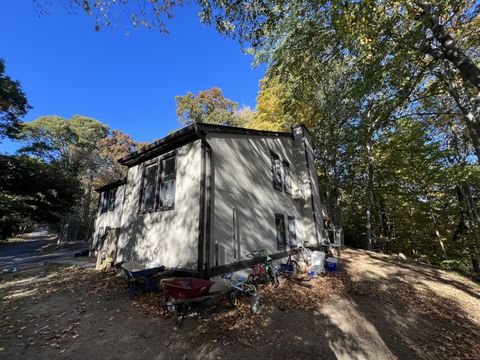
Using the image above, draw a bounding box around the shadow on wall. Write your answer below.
[114,142,200,269]
[212,135,306,264]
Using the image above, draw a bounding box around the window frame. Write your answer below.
[283,160,292,195]
[138,151,177,214]
[271,151,283,191]
[107,188,116,211]
[100,192,107,213]
[139,159,160,214]
[156,152,177,211]
[100,189,115,213]
[275,213,287,249]
[287,216,296,247]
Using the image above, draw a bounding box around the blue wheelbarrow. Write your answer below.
[121,262,165,296]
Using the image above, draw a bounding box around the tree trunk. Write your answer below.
[365,140,374,251]
[463,185,480,272]
[456,185,480,272]
[463,116,480,162]
[83,175,93,241]
[416,1,480,90]
[443,71,480,162]
[58,214,72,244]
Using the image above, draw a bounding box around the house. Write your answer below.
[93,123,325,277]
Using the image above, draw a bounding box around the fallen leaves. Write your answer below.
[1,251,479,359]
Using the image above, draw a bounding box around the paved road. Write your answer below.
[0,232,88,270]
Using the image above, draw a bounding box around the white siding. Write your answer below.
[92,184,125,253]
[114,140,202,269]
[208,130,323,266]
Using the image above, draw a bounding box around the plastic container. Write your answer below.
[311,251,326,267]
[326,257,339,272]
[311,251,326,274]
[161,277,214,299]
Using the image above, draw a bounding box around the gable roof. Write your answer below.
[118,123,291,167]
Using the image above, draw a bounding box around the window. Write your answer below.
[100,189,116,213]
[140,162,158,212]
[139,152,177,213]
[287,216,296,247]
[100,192,108,213]
[275,214,286,249]
[108,188,116,211]
[284,161,292,195]
[158,155,176,209]
[271,152,282,190]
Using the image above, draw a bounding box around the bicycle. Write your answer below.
[246,249,279,287]
[221,272,259,314]
[279,247,299,276]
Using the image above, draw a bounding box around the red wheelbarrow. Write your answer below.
[160,277,220,327]
[161,277,214,299]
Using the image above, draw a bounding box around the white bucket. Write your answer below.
[311,251,326,267]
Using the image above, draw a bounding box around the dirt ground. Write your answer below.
[1,249,479,360]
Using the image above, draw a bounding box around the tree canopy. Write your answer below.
[175,87,238,125]
[2,114,145,241]
[0,154,80,239]
[0,58,30,140]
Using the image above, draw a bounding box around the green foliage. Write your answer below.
[0,59,30,140]
[0,155,81,238]
[13,115,141,242]
[175,87,238,125]
[18,115,109,173]
[441,259,470,273]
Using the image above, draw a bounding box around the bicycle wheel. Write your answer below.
[269,269,279,287]
[245,284,258,297]
[290,260,299,276]
[228,290,239,307]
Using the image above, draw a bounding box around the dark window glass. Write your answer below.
[159,155,176,209]
[141,163,158,212]
[275,214,286,249]
[271,153,282,190]
[108,188,116,211]
[287,216,296,247]
[100,192,108,213]
[284,162,292,195]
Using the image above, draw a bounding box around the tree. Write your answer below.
[97,129,148,184]
[0,58,30,140]
[175,87,238,125]
[232,106,256,128]
[197,0,480,159]
[18,115,109,242]
[16,115,148,242]
[0,154,80,239]
[245,78,292,132]
[18,114,109,172]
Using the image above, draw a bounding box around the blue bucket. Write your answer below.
[327,261,337,272]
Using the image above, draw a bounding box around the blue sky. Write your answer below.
[0,1,265,153]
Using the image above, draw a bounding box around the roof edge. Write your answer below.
[118,123,292,166]
[95,178,127,193]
